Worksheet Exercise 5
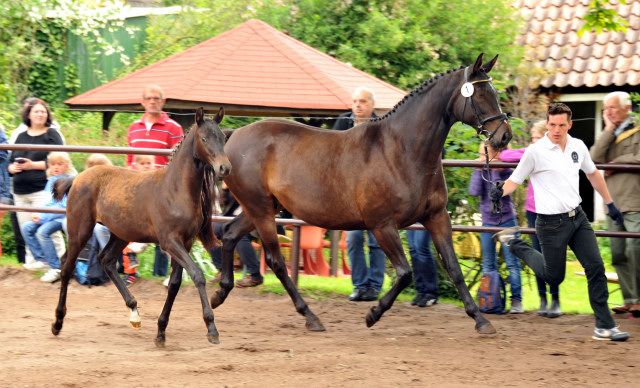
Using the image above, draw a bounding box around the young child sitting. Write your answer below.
[22,152,77,282]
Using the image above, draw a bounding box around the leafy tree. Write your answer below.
[257,0,523,90]
[0,0,133,128]
[579,0,629,36]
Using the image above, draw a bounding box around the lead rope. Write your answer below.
[481,143,503,224]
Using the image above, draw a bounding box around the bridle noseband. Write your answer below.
[461,66,509,142]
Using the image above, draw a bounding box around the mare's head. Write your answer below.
[193,107,231,177]
[453,53,512,150]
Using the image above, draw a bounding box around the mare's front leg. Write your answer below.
[163,240,219,345]
[154,260,184,347]
[210,213,254,309]
[427,210,496,334]
[99,237,140,328]
[366,226,413,327]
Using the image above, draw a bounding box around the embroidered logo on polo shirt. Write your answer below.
[571,151,578,163]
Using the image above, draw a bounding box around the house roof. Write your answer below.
[65,19,406,117]
[519,0,640,89]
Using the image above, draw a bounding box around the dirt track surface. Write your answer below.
[1,265,638,387]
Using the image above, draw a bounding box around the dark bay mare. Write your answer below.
[51,107,231,347]
[213,54,511,335]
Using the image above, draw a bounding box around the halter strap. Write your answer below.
[462,66,509,141]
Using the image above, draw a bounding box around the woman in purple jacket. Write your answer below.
[469,141,523,313]
[500,121,561,318]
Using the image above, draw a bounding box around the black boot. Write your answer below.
[547,294,562,318]
[537,293,548,317]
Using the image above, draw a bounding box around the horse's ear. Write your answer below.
[481,54,499,74]
[196,107,205,126]
[472,53,484,74]
[214,106,225,124]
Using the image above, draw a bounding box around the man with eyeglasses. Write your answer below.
[124,85,184,284]
[126,85,184,169]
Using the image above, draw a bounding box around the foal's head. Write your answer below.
[193,107,231,177]
[454,53,512,150]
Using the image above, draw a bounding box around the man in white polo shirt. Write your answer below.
[492,103,629,341]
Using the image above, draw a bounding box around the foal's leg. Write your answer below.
[154,260,184,347]
[52,221,93,336]
[427,210,496,334]
[98,237,138,328]
[161,239,219,345]
[365,226,413,327]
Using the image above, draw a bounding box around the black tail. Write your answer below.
[53,177,75,201]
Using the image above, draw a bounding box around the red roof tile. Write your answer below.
[519,0,640,88]
[65,19,406,116]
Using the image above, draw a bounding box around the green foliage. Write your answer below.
[0,0,134,118]
[257,0,523,90]
[578,0,628,36]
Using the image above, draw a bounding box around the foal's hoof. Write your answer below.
[51,323,61,336]
[208,333,220,344]
[305,317,326,332]
[476,321,497,335]
[365,306,381,328]
[130,321,141,330]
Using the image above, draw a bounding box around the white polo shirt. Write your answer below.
[509,133,596,215]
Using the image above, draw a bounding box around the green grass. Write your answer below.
[1,244,621,315]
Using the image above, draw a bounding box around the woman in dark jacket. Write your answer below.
[8,99,63,269]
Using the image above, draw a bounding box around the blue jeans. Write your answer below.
[153,244,169,277]
[347,230,386,292]
[62,219,110,251]
[208,222,262,279]
[510,207,615,329]
[406,229,438,299]
[480,217,521,301]
[527,210,559,296]
[22,219,63,269]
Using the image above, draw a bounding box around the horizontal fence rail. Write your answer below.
[3,144,640,283]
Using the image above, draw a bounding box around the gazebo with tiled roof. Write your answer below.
[65,19,407,129]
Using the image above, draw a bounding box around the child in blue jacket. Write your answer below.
[22,152,77,282]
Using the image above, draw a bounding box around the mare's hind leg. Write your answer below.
[52,225,93,335]
[154,260,184,347]
[98,236,140,329]
[210,213,254,309]
[161,239,219,345]
[255,216,325,332]
[427,210,496,334]
[365,225,413,327]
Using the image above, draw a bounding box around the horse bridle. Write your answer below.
[461,66,509,220]
[461,66,509,142]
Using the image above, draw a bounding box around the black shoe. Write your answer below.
[537,293,548,317]
[411,293,425,306]
[547,296,562,318]
[360,288,379,301]
[349,288,366,301]
[416,296,438,308]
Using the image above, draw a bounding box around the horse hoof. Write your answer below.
[154,338,166,348]
[210,294,222,309]
[305,318,326,332]
[208,334,220,344]
[476,321,497,335]
[51,323,61,336]
[365,307,379,328]
[130,321,141,330]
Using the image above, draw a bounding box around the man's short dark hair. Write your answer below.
[547,102,572,122]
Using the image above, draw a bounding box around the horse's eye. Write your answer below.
[201,136,207,143]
